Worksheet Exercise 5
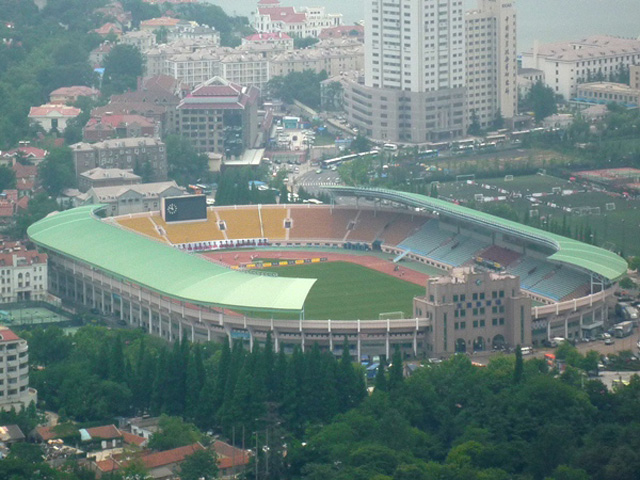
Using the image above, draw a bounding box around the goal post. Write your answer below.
[504,174,514,181]
[379,311,405,320]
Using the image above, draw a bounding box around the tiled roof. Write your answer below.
[86,114,155,129]
[29,104,81,117]
[245,32,292,41]
[50,86,99,98]
[141,17,181,28]
[3,146,48,159]
[93,23,122,35]
[0,326,21,342]
[122,431,147,447]
[141,443,204,469]
[85,425,122,440]
[35,426,57,441]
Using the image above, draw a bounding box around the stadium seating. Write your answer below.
[155,211,225,244]
[117,216,167,242]
[507,257,556,290]
[478,245,521,267]
[528,267,590,301]
[398,220,456,257]
[289,207,355,240]
[260,206,288,240]
[379,213,429,246]
[432,236,490,266]
[218,208,262,239]
[348,210,400,242]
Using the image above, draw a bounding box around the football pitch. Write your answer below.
[260,261,424,321]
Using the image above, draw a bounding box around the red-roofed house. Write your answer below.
[83,114,157,142]
[253,0,342,38]
[50,86,100,105]
[140,16,182,32]
[319,25,365,42]
[0,145,48,167]
[93,23,123,38]
[177,76,260,157]
[12,162,37,198]
[28,104,81,133]
[93,443,205,479]
[213,440,251,476]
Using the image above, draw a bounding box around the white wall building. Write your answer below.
[0,327,36,411]
[0,244,48,303]
[465,0,517,128]
[253,0,342,38]
[521,35,640,100]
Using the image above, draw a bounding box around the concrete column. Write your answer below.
[357,335,361,362]
[564,317,568,339]
[102,290,106,313]
[159,314,163,338]
[207,327,211,342]
[82,280,86,305]
[129,301,133,324]
[248,327,254,351]
[148,308,152,334]
[385,331,390,360]
[178,320,183,341]
[191,323,195,342]
[139,303,143,327]
[300,332,305,352]
[274,331,279,353]
[92,284,96,308]
[120,297,124,320]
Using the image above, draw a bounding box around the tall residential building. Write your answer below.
[344,0,467,143]
[0,326,37,411]
[465,0,517,128]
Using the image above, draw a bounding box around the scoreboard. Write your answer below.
[161,195,207,223]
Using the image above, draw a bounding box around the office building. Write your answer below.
[0,327,37,411]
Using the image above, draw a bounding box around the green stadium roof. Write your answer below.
[27,206,316,313]
[328,186,628,282]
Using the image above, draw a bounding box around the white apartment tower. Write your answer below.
[465,0,517,128]
[365,0,465,92]
[343,0,467,143]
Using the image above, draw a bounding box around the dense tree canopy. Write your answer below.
[165,135,210,187]
[102,44,144,96]
[267,70,328,109]
[38,146,75,196]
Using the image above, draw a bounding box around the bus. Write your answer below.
[383,143,399,152]
[417,149,439,160]
[427,141,450,151]
[485,133,507,144]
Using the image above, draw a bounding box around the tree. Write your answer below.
[350,135,372,153]
[514,345,524,384]
[38,146,75,196]
[148,415,202,451]
[294,36,320,49]
[179,449,218,480]
[524,80,557,122]
[0,164,16,192]
[165,135,209,187]
[388,346,403,392]
[103,44,144,95]
[468,110,482,136]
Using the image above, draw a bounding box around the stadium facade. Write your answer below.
[27,188,626,359]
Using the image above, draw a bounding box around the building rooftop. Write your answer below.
[88,181,181,201]
[526,35,640,62]
[244,32,292,41]
[178,77,259,111]
[0,326,20,342]
[140,17,182,28]
[70,137,165,152]
[29,104,81,118]
[50,86,99,99]
[80,167,141,181]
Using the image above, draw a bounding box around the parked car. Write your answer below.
[605,338,614,345]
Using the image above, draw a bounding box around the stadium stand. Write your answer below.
[289,206,355,240]
[260,206,288,240]
[432,236,489,266]
[378,213,429,246]
[154,210,225,244]
[218,208,262,239]
[528,267,590,301]
[507,257,556,290]
[398,220,456,257]
[478,245,521,267]
[347,210,401,242]
[117,216,167,242]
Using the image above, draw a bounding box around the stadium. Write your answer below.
[27,186,627,359]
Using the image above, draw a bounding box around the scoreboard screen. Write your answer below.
[161,195,207,223]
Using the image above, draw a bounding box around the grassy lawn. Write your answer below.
[254,261,424,321]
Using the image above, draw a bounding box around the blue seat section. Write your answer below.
[398,220,454,256]
[528,267,590,301]
[430,236,489,267]
[507,257,555,290]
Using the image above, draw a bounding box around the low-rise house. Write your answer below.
[28,104,81,133]
[49,86,100,105]
[80,181,185,216]
[92,22,123,38]
[78,167,141,193]
[0,145,48,167]
[83,114,157,142]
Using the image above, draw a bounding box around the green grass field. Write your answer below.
[257,261,424,321]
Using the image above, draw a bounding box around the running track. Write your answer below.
[203,250,429,286]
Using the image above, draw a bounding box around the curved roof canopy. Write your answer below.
[328,186,628,282]
[27,206,315,312]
